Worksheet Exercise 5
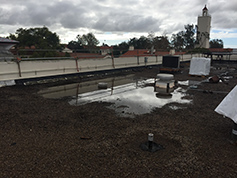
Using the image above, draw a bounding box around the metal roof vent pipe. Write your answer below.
[231,123,237,145]
[140,133,164,152]
[155,73,175,97]
[98,82,108,89]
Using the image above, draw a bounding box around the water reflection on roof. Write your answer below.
[69,80,192,117]
[38,75,192,117]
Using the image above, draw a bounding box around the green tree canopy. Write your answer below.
[153,36,170,51]
[112,42,129,57]
[75,33,99,53]
[171,24,196,50]
[171,31,185,50]
[127,34,170,50]
[184,24,195,49]
[67,40,85,52]
[77,33,99,46]
[8,26,61,49]
[209,39,224,48]
[128,37,139,49]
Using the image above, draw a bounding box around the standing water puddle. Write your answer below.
[39,75,192,117]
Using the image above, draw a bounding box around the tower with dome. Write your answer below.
[196,5,211,48]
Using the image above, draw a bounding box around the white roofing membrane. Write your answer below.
[215,85,237,123]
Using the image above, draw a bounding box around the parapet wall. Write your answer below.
[0,54,196,82]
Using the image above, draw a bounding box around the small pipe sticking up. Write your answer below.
[230,123,237,145]
[148,133,154,150]
[140,133,164,152]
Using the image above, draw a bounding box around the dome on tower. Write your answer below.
[202,5,208,16]
[203,5,208,11]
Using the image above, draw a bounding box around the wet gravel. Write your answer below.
[0,61,237,177]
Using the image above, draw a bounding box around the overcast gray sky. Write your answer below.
[0,0,237,47]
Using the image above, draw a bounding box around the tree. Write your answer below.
[147,32,155,50]
[137,36,150,49]
[184,24,195,49]
[171,24,196,50]
[153,36,170,50]
[68,33,100,53]
[118,42,129,54]
[119,41,129,49]
[8,26,61,57]
[128,37,139,49]
[119,33,170,52]
[76,33,99,53]
[128,35,151,50]
[8,26,61,49]
[209,39,223,48]
[67,40,84,52]
[112,42,129,57]
[111,45,120,57]
[171,31,185,50]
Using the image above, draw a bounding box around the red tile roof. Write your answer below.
[121,49,186,57]
[209,48,233,52]
[23,46,36,49]
[100,46,113,50]
[120,49,151,57]
[155,51,169,56]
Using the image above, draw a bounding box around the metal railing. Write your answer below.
[1,48,237,82]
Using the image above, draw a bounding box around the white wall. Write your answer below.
[0,54,193,81]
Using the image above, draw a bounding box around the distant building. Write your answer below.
[100,46,113,55]
[129,46,135,51]
[204,48,233,60]
[62,46,73,53]
[196,5,211,48]
[0,37,19,61]
[121,48,185,57]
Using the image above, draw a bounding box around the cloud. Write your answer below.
[0,0,196,33]
[210,1,237,29]
[0,0,236,47]
[93,12,160,32]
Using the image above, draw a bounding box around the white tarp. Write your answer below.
[215,85,237,123]
[189,57,211,76]
[0,80,16,87]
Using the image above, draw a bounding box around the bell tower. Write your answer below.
[196,5,211,48]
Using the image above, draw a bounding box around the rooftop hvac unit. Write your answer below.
[189,57,211,76]
[162,56,180,69]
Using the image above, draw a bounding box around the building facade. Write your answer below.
[0,37,19,61]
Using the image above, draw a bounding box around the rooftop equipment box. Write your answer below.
[162,56,180,68]
[189,57,211,76]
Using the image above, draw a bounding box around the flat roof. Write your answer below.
[0,37,19,44]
